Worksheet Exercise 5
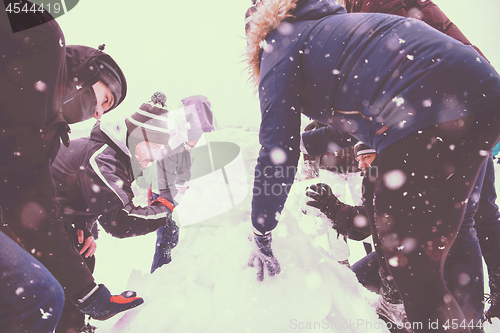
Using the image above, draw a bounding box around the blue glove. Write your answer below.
[151,220,179,273]
[76,284,143,320]
[248,233,281,281]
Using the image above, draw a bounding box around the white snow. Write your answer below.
[86,127,500,332]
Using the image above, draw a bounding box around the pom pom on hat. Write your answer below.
[151,92,167,107]
[125,92,170,145]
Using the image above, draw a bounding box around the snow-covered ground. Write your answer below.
[87,127,500,332]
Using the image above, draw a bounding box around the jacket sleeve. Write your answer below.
[302,126,358,157]
[251,40,303,234]
[81,145,170,238]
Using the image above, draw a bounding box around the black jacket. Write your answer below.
[51,121,171,238]
[0,1,68,173]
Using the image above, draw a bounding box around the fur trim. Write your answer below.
[245,0,299,88]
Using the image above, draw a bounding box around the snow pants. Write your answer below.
[0,230,65,333]
[371,106,500,332]
[0,162,95,298]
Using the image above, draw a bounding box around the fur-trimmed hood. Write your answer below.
[245,0,346,86]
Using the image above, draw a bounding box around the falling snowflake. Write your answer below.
[270,147,287,165]
[15,287,24,295]
[383,169,407,190]
[392,96,405,107]
[353,214,368,228]
[332,69,340,75]
[422,98,432,107]
[388,257,399,267]
[398,38,406,44]
[406,54,414,60]
[34,81,47,92]
[277,22,293,35]
[40,308,52,320]
[92,184,101,193]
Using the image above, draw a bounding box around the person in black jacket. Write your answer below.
[51,94,178,331]
[0,1,143,330]
[305,143,412,328]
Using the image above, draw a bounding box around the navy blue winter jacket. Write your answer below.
[247,0,500,233]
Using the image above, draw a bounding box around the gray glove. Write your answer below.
[248,233,281,281]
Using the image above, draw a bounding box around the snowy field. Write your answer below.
[84,127,500,333]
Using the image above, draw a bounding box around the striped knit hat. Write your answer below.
[354,142,376,157]
[125,92,170,145]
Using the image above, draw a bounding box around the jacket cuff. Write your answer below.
[151,196,175,212]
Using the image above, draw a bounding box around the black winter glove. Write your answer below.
[151,220,179,274]
[305,183,353,236]
[306,183,338,214]
[248,233,281,281]
[76,284,144,321]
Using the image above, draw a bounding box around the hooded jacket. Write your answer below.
[63,45,127,123]
[51,121,172,238]
[246,0,500,233]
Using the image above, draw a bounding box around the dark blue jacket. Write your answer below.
[249,0,500,233]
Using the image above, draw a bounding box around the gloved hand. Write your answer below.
[305,183,338,215]
[76,284,144,321]
[151,220,179,273]
[248,233,281,281]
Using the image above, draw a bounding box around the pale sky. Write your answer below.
[56,0,500,136]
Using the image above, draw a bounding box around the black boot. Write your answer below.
[376,270,412,333]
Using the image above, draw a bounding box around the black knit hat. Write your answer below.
[125,92,170,145]
[354,142,376,157]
